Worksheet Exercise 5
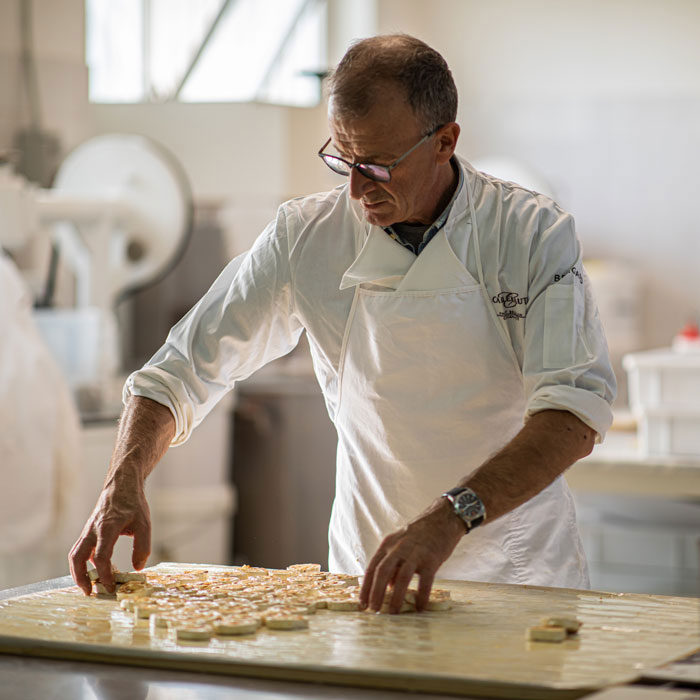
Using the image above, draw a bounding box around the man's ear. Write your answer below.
[435,122,460,164]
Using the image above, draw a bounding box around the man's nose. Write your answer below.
[348,167,373,200]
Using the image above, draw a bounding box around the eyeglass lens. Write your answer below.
[321,155,392,183]
[357,163,391,182]
[322,155,350,175]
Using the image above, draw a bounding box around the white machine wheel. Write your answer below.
[52,133,193,301]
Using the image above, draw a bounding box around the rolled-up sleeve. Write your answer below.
[521,212,616,440]
[124,207,304,445]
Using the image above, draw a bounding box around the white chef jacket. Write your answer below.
[125,157,616,582]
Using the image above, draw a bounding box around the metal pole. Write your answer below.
[171,0,236,101]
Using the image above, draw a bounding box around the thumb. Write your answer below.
[132,520,151,571]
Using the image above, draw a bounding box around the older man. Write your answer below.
[70,34,615,613]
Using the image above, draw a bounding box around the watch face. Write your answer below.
[456,492,482,518]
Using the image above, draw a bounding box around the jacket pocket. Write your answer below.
[543,279,588,369]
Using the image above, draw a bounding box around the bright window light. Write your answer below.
[85,0,144,103]
[85,0,327,106]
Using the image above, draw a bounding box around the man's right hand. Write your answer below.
[69,465,151,595]
[68,395,175,595]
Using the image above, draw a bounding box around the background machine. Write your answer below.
[0,134,235,583]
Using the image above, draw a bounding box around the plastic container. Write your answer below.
[623,348,700,412]
[623,346,700,456]
[672,322,700,353]
[637,406,700,457]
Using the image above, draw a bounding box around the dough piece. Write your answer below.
[287,563,322,574]
[379,600,416,614]
[424,598,451,611]
[214,618,259,636]
[541,616,582,633]
[527,625,567,642]
[87,568,100,582]
[236,566,270,578]
[430,588,451,600]
[176,626,213,641]
[94,582,119,597]
[116,582,153,600]
[134,605,158,620]
[114,571,148,583]
[264,615,309,630]
[151,615,171,629]
[322,579,353,591]
[269,569,293,579]
[294,601,317,615]
[327,599,361,611]
[378,589,416,614]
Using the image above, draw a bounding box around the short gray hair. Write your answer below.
[327,34,458,133]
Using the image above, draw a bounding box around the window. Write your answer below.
[85,0,327,106]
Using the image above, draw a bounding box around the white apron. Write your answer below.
[329,173,589,588]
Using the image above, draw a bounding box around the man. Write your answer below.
[70,34,615,614]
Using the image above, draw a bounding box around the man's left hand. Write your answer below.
[360,497,465,614]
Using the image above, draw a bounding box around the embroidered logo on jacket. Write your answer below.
[553,266,583,284]
[491,291,528,320]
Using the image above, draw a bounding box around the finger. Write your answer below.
[416,569,435,612]
[131,519,151,571]
[368,554,401,613]
[360,544,388,610]
[69,536,95,596]
[389,560,415,614]
[93,530,118,592]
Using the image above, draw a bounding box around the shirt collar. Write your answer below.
[383,157,464,254]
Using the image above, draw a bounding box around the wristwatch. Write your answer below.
[442,487,486,533]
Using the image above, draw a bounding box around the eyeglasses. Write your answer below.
[317,127,440,183]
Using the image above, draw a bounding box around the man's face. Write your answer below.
[328,86,451,227]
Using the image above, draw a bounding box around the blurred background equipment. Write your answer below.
[0,132,236,582]
[1,133,193,412]
[624,326,700,457]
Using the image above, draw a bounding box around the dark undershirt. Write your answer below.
[390,221,431,251]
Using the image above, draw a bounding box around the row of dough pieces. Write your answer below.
[88,564,453,642]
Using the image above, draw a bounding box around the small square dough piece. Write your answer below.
[94,582,120,597]
[541,616,581,633]
[527,625,567,642]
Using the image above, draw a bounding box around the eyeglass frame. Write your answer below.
[317,125,442,183]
